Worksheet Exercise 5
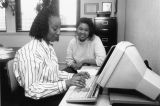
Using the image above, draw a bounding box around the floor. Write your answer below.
[2,87,24,106]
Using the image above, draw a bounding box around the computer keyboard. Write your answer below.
[85,76,96,88]
[68,76,96,98]
[66,76,100,103]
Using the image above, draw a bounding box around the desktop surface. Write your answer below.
[108,89,160,106]
[77,65,100,76]
[59,86,111,106]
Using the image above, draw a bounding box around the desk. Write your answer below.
[59,66,111,106]
[59,64,160,106]
[109,89,160,106]
[59,87,111,106]
[59,87,160,106]
[0,47,19,105]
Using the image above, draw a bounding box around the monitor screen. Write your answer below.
[96,45,115,75]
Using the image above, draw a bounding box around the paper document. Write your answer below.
[0,47,14,55]
[0,54,11,59]
[77,66,100,76]
[0,47,14,59]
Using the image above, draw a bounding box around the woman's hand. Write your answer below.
[75,72,90,79]
[71,62,83,70]
[65,75,86,88]
[65,72,90,88]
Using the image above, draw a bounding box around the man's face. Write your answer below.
[47,16,61,42]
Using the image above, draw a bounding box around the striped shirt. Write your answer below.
[13,39,73,100]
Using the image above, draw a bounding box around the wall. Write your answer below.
[116,0,126,42]
[0,32,74,63]
[125,0,160,75]
[81,0,117,18]
[0,0,120,63]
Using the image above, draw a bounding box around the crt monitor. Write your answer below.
[96,41,160,100]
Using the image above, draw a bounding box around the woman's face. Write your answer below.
[46,16,61,43]
[76,23,89,42]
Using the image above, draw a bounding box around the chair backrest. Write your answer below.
[0,43,3,47]
[7,59,19,92]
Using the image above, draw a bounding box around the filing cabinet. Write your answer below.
[94,17,117,52]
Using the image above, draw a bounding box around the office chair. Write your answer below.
[0,43,3,47]
[7,59,19,92]
[6,59,25,105]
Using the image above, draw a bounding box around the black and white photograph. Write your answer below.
[0,0,160,106]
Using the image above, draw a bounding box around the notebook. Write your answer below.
[66,46,116,103]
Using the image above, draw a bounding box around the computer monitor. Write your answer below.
[96,45,115,76]
[96,41,160,100]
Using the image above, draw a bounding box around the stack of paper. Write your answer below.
[0,47,14,59]
[77,66,100,76]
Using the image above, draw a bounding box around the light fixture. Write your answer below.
[0,0,15,15]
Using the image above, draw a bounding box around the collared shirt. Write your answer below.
[66,35,106,66]
[13,39,73,100]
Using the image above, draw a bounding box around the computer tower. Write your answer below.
[94,17,117,53]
